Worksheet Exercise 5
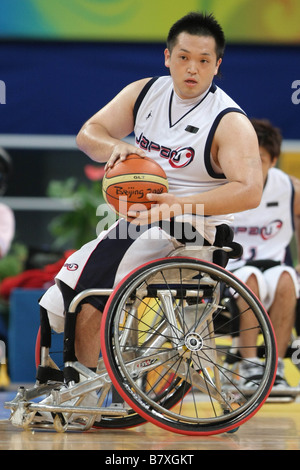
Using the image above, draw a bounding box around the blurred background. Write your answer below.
[0,0,300,251]
[0,0,299,382]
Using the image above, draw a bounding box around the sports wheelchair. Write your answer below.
[5,224,278,436]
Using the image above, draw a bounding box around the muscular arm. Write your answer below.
[181,112,263,214]
[132,112,263,222]
[76,78,151,165]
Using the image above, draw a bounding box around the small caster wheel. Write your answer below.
[54,413,68,432]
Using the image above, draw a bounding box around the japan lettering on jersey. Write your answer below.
[227,168,294,270]
[135,134,195,169]
[133,76,245,199]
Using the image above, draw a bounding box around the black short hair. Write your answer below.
[167,12,226,60]
[250,118,282,161]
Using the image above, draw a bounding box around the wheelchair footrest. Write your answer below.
[36,365,64,384]
[267,385,300,400]
[5,398,130,431]
[266,395,297,403]
[28,402,129,416]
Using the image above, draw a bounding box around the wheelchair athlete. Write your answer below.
[38,12,263,416]
[227,118,300,393]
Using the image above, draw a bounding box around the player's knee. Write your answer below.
[277,271,296,296]
[246,273,259,293]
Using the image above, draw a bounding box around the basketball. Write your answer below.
[102,154,168,217]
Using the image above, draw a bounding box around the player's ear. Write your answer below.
[271,156,278,168]
[164,48,171,68]
[214,58,222,76]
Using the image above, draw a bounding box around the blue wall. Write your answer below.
[0,41,299,139]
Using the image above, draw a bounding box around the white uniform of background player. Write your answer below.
[40,76,245,332]
[0,148,14,258]
[227,167,299,310]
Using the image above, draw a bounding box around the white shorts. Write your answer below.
[39,216,226,333]
[40,218,202,332]
[232,264,299,310]
[39,284,65,333]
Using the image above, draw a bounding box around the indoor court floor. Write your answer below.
[0,387,299,451]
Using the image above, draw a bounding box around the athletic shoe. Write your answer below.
[270,358,293,395]
[238,358,264,389]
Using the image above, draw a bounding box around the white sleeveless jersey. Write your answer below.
[133,76,245,231]
[227,168,295,270]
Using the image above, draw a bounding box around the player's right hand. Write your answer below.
[104,144,146,171]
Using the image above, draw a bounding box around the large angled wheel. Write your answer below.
[101,257,277,436]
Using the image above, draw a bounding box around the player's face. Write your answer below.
[260,147,277,183]
[164,32,222,100]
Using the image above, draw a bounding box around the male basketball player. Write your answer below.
[227,118,300,390]
[40,12,263,375]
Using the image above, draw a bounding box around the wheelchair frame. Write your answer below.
[5,244,281,435]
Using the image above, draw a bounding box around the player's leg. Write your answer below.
[75,303,102,369]
[266,268,297,358]
[265,267,298,387]
[231,267,268,385]
[237,272,261,358]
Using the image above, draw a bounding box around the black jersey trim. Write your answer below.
[168,83,217,128]
[289,176,295,232]
[133,77,159,125]
[204,107,246,179]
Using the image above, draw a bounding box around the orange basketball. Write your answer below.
[102,154,169,217]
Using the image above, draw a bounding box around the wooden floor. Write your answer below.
[1,389,300,451]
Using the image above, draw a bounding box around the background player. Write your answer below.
[227,118,300,390]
